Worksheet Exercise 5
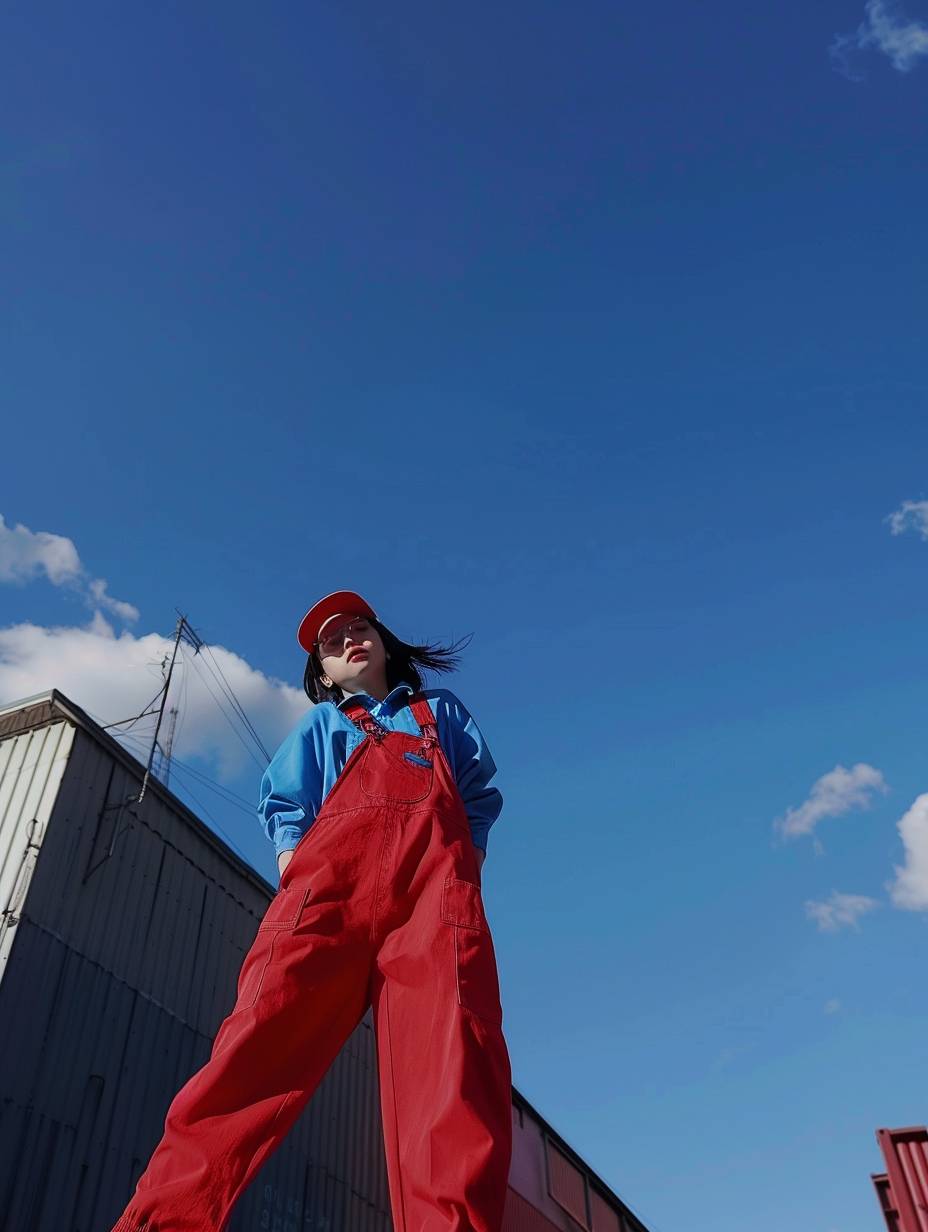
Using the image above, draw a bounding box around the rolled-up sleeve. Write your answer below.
[440,692,503,855]
[257,716,323,859]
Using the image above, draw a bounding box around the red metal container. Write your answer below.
[871,1127,928,1232]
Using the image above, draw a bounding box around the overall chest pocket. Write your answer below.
[360,736,434,803]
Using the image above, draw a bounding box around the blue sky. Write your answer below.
[2,3,928,1229]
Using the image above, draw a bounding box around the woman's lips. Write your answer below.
[348,650,368,662]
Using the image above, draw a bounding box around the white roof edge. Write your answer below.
[0,689,58,718]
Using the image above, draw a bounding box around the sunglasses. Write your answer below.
[314,617,373,657]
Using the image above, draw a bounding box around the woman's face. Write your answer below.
[317,613,388,694]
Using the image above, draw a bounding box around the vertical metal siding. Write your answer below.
[877,1127,928,1232]
[590,1188,624,1232]
[0,720,75,981]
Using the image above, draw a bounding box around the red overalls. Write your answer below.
[110,693,513,1232]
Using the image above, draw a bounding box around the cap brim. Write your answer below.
[297,590,377,652]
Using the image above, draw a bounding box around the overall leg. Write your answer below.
[109,831,378,1232]
[371,819,513,1232]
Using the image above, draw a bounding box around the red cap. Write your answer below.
[297,590,378,653]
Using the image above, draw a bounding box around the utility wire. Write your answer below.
[80,612,273,878]
[169,760,257,818]
[115,734,261,872]
[200,640,271,762]
[94,617,270,780]
[159,765,252,865]
[128,736,258,819]
[179,613,270,763]
[182,626,271,764]
[182,648,268,773]
[101,680,169,731]
[105,641,269,807]
[115,722,259,819]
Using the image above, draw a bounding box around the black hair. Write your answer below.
[302,616,473,705]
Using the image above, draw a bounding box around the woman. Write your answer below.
[110,589,513,1232]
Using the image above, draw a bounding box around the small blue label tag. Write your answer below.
[404,752,432,768]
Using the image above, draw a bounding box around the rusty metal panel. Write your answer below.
[504,1184,569,1231]
[508,1087,643,1232]
[591,1188,624,1232]
[547,1137,590,1228]
[873,1172,902,1232]
[877,1127,928,1232]
[0,694,61,740]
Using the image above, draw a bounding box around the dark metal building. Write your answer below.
[0,689,652,1232]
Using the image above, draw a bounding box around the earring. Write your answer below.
[385,651,391,660]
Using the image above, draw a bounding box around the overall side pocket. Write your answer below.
[440,875,503,1026]
[234,885,310,1011]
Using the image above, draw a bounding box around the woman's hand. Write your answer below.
[277,848,295,878]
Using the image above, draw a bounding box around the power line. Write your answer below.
[113,731,256,860]
[182,623,271,763]
[93,613,270,779]
[201,639,270,758]
[174,614,271,769]
[157,763,253,865]
[81,608,272,878]
[181,647,268,773]
[116,730,258,819]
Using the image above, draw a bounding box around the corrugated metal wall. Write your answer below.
[0,692,649,1232]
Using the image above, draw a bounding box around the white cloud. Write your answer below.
[824,998,842,1014]
[0,514,311,831]
[774,763,889,840]
[0,514,139,622]
[860,0,928,69]
[888,793,928,910]
[0,616,308,782]
[87,577,141,623]
[0,514,82,585]
[805,891,879,932]
[832,1,928,78]
[886,499,928,540]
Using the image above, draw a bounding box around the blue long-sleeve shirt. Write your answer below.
[258,683,502,860]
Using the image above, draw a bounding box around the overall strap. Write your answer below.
[341,700,384,740]
[407,694,439,744]
[341,693,437,745]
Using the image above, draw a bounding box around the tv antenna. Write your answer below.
[138,612,202,804]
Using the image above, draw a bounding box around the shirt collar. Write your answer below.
[336,682,414,715]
